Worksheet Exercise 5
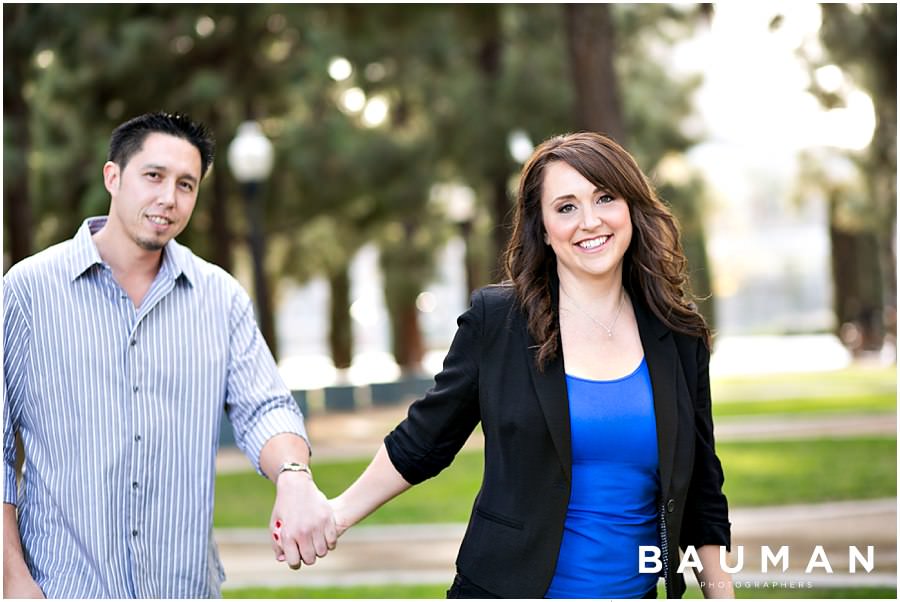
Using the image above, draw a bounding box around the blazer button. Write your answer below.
[667,499,676,513]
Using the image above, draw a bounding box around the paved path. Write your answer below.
[217,498,897,591]
[714,413,896,441]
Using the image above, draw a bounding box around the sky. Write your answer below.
[676,1,874,156]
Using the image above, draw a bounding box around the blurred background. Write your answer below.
[3,2,897,598]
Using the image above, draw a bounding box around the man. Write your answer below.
[3,112,336,598]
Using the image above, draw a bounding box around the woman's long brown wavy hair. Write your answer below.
[503,132,710,370]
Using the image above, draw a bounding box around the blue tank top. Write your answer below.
[546,358,660,598]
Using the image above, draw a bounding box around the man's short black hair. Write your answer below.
[108,111,216,178]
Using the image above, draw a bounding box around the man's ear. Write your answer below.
[102,161,120,195]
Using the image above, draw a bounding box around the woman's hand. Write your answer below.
[328,496,354,538]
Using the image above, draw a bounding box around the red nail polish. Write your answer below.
[275,520,282,529]
[273,532,280,541]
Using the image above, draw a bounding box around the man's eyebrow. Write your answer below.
[140,163,198,183]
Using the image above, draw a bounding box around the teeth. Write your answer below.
[148,216,170,225]
[578,236,608,249]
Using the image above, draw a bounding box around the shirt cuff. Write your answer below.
[4,462,18,505]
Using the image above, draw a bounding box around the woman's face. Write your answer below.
[540,160,632,285]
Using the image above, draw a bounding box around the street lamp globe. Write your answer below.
[227,121,274,183]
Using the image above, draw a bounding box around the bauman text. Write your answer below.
[639,545,875,574]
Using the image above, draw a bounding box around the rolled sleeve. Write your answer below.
[4,401,19,505]
[225,290,309,474]
[240,406,309,470]
[4,368,19,505]
[4,280,30,505]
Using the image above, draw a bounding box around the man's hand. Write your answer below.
[269,471,337,569]
[3,571,45,599]
[4,504,44,598]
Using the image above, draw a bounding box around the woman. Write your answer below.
[329,132,733,598]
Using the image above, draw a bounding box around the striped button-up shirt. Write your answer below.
[3,217,308,598]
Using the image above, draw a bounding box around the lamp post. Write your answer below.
[227,121,278,357]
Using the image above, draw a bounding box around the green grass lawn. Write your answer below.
[717,437,896,505]
[223,583,896,599]
[215,450,483,528]
[712,366,896,412]
[713,364,895,390]
[713,393,895,418]
[215,437,895,527]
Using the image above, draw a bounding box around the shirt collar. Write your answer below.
[161,237,196,287]
[68,216,195,287]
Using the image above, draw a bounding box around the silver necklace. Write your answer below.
[561,287,625,338]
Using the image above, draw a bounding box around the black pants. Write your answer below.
[446,573,659,599]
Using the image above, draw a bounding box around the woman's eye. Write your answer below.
[558,203,575,213]
[597,194,614,204]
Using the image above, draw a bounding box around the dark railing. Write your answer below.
[217,375,434,447]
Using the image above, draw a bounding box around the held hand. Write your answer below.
[328,496,354,538]
[269,472,337,569]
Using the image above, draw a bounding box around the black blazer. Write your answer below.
[385,284,731,598]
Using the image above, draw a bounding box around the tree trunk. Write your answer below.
[3,119,33,269]
[391,302,424,376]
[489,174,512,281]
[472,6,513,280]
[829,200,884,353]
[460,219,480,301]
[871,88,897,353]
[3,6,33,269]
[208,112,233,274]
[382,220,427,375]
[328,266,353,370]
[681,230,716,333]
[564,3,627,143]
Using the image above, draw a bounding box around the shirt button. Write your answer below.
[132,481,139,490]
[132,385,139,392]
[132,529,139,537]
[134,434,142,442]
[130,339,137,346]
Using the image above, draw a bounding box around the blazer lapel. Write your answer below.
[525,280,572,482]
[527,341,572,482]
[634,299,679,498]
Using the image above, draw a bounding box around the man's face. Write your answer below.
[103,132,202,252]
